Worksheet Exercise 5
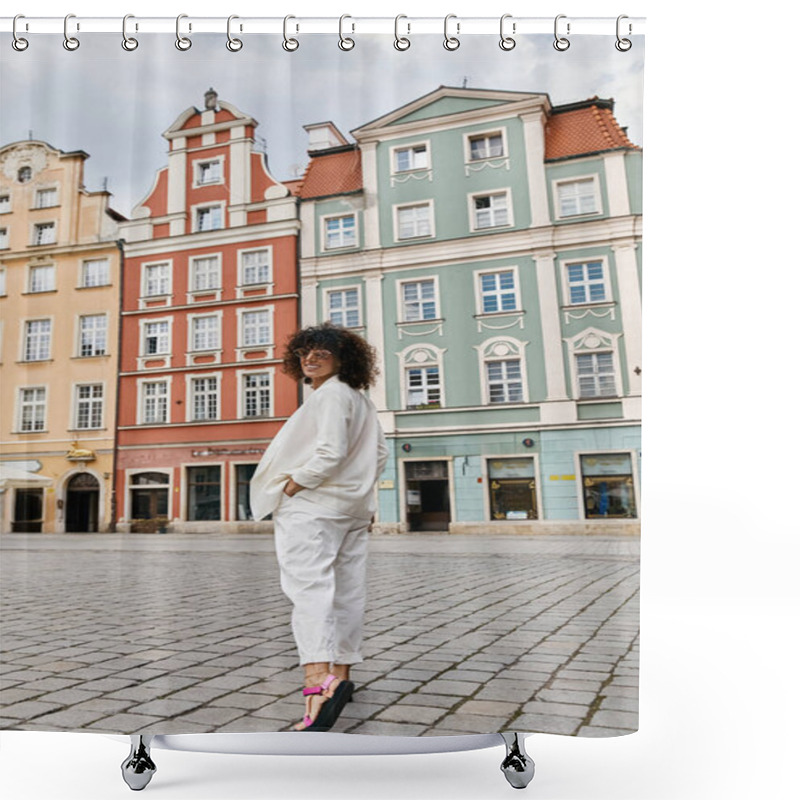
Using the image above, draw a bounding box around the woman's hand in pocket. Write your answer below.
[283,478,305,497]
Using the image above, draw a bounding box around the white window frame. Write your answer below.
[393,200,435,242]
[321,212,358,251]
[238,246,273,288]
[31,221,56,246]
[0,266,5,295]
[73,382,105,430]
[396,276,441,323]
[22,318,53,362]
[464,128,508,163]
[141,260,172,299]
[553,174,603,220]
[189,253,222,295]
[186,372,222,422]
[565,327,623,400]
[469,189,514,232]
[390,141,431,174]
[561,256,612,306]
[398,344,447,410]
[477,336,530,405]
[324,285,362,328]
[34,186,59,209]
[192,202,225,233]
[0,227,8,249]
[0,193,11,214]
[80,258,111,288]
[140,317,172,357]
[474,266,521,315]
[16,386,48,433]
[575,351,618,399]
[136,377,172,425]
[193,156,225,187]
[238,368,275,420]
[188,311,222,353]
[77,313,108,358]
[27,263,56,294]
[238,306,273,349]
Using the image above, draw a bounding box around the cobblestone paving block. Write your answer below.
[215,715,282,733]
[35,688,104,706]
[599,695,638,713]
[437,713,511,732]
[363,677,423,694]
[416,679,481,697]
[345,720,429,736]
[537,688,597,705]
[337,701,386,721]
[207,692,278,711]
[509,713,581,736]
[165,685,233,703]
[577,726,636,738]
[376,704,445,725]
[178,706,248,727]
[0,700,62,720]
[456,699,519,717]
[134,698,205,717]
[68,698,137,715]
[520,700,588,718]
[28,708,108,728]
[588,709,638,729]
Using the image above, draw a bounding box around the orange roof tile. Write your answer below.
[298,147,362,199]
[546,99,637,160]
[282,179,303,197]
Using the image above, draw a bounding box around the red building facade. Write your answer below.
[117,90,300,531]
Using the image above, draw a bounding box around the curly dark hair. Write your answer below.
[281,322,379,390]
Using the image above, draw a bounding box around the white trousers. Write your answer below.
[273,493,370,666]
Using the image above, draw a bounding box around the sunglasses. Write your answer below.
[294,348,334,361]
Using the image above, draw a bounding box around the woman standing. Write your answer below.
[250,323,388,732]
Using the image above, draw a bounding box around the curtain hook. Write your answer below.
[12,14,29,51]
[63,13,80,51]
[499,14,516,51]
[122,14,139,51]
[554,14,570,51]
[338,14,355,51]
[394,14,410,51]
[226,15,243,51]
[615,15,632,51]
[443,13,460,51]
[175,14,192,51]
[283,15,299,51]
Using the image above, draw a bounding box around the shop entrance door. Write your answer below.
[405,460,450,532]
[66,473,100,532]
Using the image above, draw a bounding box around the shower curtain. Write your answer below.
[0,18,643,743]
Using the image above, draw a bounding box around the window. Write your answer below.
[469,132,504,161]
[487,458,537,520]
[580,453,637,519]
[0,195,10,213]
[191,256,221,292]
[141,382,168,424]
[24,319,51,361]
[75,384,104,429]
[144,262,170,296]
[241,310,271,348]
[576,352,617,398]
[0,267,5,295]
[144,321,170,355]
[35,188,58,209]
[396,203,433,240]
[18,166,32,183]
[565,260,608,304]
[81,258,110,288]
[191,315,220,351]
[196,160,222,185]
[486,359,523,404]
[243,373,271,418]
[401,279,437,321]
[479,270,518,314]
[394,144,429,172]
[0,228,7,249]
[324,215,356,249]
[33,222,56,246]
[241,249,271,285]
[191,376,219,421]
[19,387,46,432]
[473,192,510,229]
[79,314,107,357]
[187,466,221,521]
[196,205,223,232]
[406,366,441,408]
[130,472,170,518]
[236,464,258,520]
[327,288,361,327]
[28,265,55,293]
[556,178,600,217]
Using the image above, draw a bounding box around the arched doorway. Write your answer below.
[66,472,100,532]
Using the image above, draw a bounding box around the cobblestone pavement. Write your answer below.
[0,532,639,738]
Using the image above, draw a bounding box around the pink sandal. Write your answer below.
[295,674,354,732]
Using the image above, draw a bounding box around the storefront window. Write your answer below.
[580,453,637,518]
[236,464,257,520]
[130,472,169,519]
[13,488,44,532]
[488,458,537,520]
[187,466,221,521]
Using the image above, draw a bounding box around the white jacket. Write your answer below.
[249,376,389,522]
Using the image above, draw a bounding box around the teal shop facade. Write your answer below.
[297,88,642,534]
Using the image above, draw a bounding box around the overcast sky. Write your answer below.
[1,33,643,217]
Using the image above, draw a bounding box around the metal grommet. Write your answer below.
[12,14,29,51]
[554,14,570,51]
[283,15,299,51]
[63,13,80,51]
[226,15,243,51]
[443,14,460,51]
[175,14,192,51]
[615,15,632,51]
[394,15,410,50]
[499,14,516,51]
[338,14,355,51]
[122,14,139,51]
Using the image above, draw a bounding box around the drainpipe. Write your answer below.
[110,238,125,532]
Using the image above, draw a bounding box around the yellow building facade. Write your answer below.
[0,141,123,533]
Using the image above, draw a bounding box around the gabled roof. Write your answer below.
[298,146,362,200]
[546,98,638,160]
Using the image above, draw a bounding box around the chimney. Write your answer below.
[303,122,349,152]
